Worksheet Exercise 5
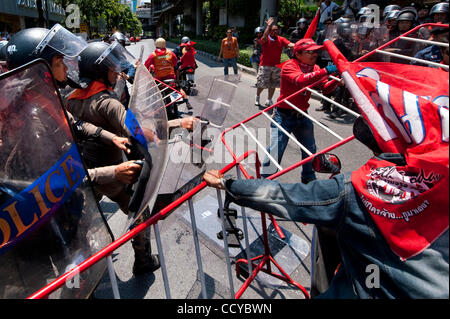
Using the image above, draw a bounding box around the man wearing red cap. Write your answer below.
[260,38,339,183]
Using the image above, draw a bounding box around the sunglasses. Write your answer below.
[304,50,319,54]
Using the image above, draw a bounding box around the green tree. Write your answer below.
[55,0,142,37]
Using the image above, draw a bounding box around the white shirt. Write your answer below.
[320,1,340,23]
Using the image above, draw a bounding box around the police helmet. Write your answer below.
[357,7,373,18]
[335,17,352,24]
[337,22,352,37]
[385,10,400,21]
[254,27,263,34]
[383,5,401,18]
[397,8,418,22]
[430,2,449,15]
[110,32,126,46]
[5,25,88,70]
[297,18,307,26]
[78,41,135,87]
[78,42,111,85]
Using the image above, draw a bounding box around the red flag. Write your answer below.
[325,40,449,260]
[304,8,320,39]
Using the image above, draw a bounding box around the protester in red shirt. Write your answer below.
[255,17,294,107]
[261,38,339,183]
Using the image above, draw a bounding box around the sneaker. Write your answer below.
[255,95,261,106]
[265,99,273,107]
[133,254,160,276]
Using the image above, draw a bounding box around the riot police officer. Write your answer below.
[290,18,308,44]
[66,41,161,275]
[4,26,139,187]
[430,2,449,23]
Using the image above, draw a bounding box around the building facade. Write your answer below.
[0,0,65,37]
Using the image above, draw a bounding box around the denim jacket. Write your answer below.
[224,172,449,299]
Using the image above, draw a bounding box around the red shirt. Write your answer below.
[277,58,338,110]
[260,36,290,67]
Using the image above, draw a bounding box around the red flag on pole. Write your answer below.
[304,8,320,39]
[325,40,449,260]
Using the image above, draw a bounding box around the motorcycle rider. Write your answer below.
[177,39,198,95]
[145,38,192,112]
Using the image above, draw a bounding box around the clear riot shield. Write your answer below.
[0,60,112,299]
[199,74,240,128]
[154,74,240,212]
[124,63,168,226]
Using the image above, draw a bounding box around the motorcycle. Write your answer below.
[157,78,183,121]
[310,153,343,297]
[178,66,196,96]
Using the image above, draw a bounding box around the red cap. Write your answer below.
[293,38,323,53]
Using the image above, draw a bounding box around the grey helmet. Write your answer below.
[383,5,401,18]
[297,18,307,26]
[335,17,352,24]
[357,7,373,19]
[397,7,418,22]
[181,36,190,44]
[385,10,400,21]
[254,27,263,34]
[337,22,352,37]
[110,32,126,46]
[430,2,449,21]
[430,2,449,15]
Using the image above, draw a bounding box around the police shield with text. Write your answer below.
[0,60,113,299]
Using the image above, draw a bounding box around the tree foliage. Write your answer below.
[55,0,142,36]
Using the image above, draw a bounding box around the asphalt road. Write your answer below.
[92,39,373,300]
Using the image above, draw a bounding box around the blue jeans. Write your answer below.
[223,57,238,75]
[261,108,317,181]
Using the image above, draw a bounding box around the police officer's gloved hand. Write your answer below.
[325,64,338,74]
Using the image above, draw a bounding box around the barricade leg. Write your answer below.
[107,255,121,299]
[153,223,171,299]
[235,166,253,277]
[216,189,236,299]
[235,212,310,299]
[188,198,207,299]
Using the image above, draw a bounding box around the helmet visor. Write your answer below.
[35,24,88,58]
[95,40,136,73]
